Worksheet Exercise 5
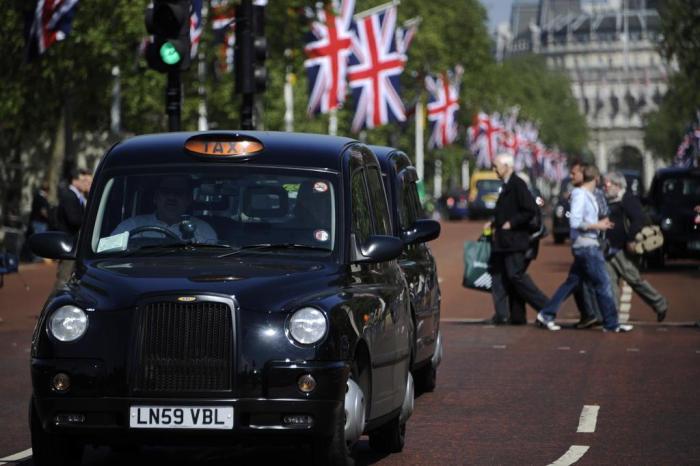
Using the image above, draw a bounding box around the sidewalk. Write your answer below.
[0,262,56,332]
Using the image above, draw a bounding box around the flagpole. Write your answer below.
[415,98,425,181]
[353,0,400,20]
[329,108,338,136]
[284,71,294,132]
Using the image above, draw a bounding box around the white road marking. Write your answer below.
[656,327,668,332]
[0,448,32,462]
[577,405,600,433]
[437,277,444,284]
[626,348,640,352]
[579,350,587,354]
[492,345,507,349]
[557,346,571,350]
[548,445,590,466]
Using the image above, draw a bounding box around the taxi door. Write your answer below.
[347,149,410,419]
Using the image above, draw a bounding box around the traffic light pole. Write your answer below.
[241,93,254,130]
[166,69,181,131]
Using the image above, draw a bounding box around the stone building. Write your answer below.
[499,0,670,188]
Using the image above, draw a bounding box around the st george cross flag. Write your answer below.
[425,68,461,149]
[26,0,80,60]
[347,4,406,132]
[190,0,204,59]
[304,0,356,116]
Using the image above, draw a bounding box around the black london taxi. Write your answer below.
[645,166,700,266]
[28,131,417,465]
[371,146,442,393]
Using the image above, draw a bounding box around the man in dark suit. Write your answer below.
[488,153,549,324]
[54,168,92,288]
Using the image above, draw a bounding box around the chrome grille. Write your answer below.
[132,300,233,393]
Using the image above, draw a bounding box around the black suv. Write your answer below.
[29,131,421,465]
[646,166,700,266]
[371,146,442,393]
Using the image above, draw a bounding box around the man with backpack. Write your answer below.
[603,171,668,322]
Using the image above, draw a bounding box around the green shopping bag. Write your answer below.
[462,236,492,292]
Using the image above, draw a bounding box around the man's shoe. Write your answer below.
[536,313,561,331]
[604,324,634,333]
[575,316,600,329]
[485,316,509,325]
[656,309,667,323]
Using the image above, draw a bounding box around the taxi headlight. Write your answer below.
[661,217,673,231]
[288,307,327,345]
[48,305,88,342]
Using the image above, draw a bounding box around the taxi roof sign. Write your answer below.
[185,135,264,157]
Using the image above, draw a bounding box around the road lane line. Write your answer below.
[0,449,32,461]
[577,405,600,433]
[492,345,507,349]
[548,445,590,466]
[626,348,640,352]
[557,346,571,350]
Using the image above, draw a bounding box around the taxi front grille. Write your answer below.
[132,301,233,393]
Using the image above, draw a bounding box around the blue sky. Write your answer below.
[479,0,515,32]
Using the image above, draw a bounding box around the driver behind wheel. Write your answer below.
[112,176,217,242]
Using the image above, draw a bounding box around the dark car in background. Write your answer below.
[28,131,418,466]
[372,146,443,393]
[645,166,700,266]
[437,189,469,220]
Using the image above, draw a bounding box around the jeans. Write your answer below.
[540,246,619,330]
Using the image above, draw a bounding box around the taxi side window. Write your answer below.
[399,179,417,230]
[351,170,372,245]
[365,166,392,235]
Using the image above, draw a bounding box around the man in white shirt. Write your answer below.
[536,164,632,333]
[112,176,217,243]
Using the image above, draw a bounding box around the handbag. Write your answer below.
[462,236,492,292]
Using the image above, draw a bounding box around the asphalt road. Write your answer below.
[1,219,699,465]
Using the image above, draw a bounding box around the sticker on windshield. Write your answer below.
[313,181,329,193]
[97,231,129,253]
[314,229,329,242]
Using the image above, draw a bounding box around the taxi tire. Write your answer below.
[30,398,84,466]
[312,402,355,466]
[414,362,437,394]
[368,413,406,454]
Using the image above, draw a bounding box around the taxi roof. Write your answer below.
[104,131,359,171]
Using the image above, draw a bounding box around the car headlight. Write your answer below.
[661,217,673,231]
[288,307,327,345]
[48,305,88,342]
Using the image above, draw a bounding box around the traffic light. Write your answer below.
[235,0,267,94]
[145,0,192,72]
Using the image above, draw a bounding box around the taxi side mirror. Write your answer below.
[402,219,440,245]
[29,232,76,260]
[353,235,403,263]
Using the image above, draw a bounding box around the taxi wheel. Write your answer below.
[414,362,437,394]
[30,397,84,466]
[312,402,355,466]
[368,412,406,454]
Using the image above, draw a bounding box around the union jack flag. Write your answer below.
[348,5,406,133]
[468,112,501,168]
[425,68,461,149]
[26,0,79,60]
[211,0,236,74]
[189,0,204,59]
[304,0,355,115]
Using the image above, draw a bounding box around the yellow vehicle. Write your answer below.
[468,170,503,219]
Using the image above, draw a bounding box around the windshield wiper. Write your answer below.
[218,243,331,258]
[120,242,237,257]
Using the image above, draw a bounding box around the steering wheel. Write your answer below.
[129,225,181,241]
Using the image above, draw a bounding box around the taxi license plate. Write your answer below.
[129,406,233,429]
[688,240,700,251]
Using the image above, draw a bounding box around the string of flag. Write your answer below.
[467,109,568,182]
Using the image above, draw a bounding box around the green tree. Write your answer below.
[644,0,700,160]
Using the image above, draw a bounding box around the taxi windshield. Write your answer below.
[89,167,337,257]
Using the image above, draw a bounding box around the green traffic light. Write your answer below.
[159,42,181,65]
